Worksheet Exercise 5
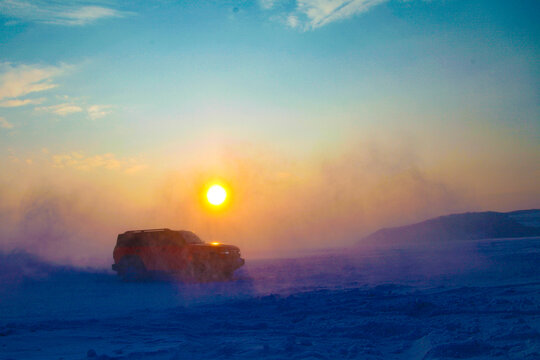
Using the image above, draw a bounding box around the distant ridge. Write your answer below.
[361,209,540,245]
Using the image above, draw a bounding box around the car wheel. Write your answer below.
[221,270,234,281]
[117,255,147,281]
[193,261,208,281]
[182,259,205,282]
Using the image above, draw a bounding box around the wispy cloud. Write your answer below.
[51,152,146,173]
[259,0,279,10]
[287,14,299,28]
[0,62,65,101]
[0,116,14,129]
[37,103,83,116]
[87,104,113,120]
[0,1,129,26]
[0,63,113,121]
[38,102,113,119]
[0,97,45,107]
[262,0,389,30]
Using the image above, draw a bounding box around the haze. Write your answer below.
[0,0,539,267]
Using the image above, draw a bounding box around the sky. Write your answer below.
[0,0,539,265]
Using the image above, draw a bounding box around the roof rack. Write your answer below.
[123,228,172,234]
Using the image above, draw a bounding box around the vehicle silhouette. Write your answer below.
[112,229,245,281]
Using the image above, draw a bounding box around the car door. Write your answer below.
[157,235,187,272]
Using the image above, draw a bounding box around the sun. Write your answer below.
[207,184,227,206]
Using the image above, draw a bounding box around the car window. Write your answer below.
[117,230,202,246]
[171,232,186,246]
[117,235,148,247]
[182,231,203,244]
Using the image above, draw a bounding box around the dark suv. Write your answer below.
[112,229,244,281]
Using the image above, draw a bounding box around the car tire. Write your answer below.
[193,261,208,281]
[117,255,147,281]
[221,270,234,281]
[182,259,204,282]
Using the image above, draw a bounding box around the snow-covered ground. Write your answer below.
[1,237,539,359]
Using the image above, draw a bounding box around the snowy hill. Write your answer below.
[361,209,540,245]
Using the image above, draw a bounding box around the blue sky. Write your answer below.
[1,1,538,152]
[0,0,539,217]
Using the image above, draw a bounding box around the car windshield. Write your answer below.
[182,231,203,244]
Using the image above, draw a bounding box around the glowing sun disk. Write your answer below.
[207,184,227,206]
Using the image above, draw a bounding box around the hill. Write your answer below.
[361,209,540,245]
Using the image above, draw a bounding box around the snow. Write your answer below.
[1,237,539,359]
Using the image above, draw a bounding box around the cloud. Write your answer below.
[0,116,14,129]
[262,0,389,30]
[51,151,145,173]
[0,97,45,107]
[259,0,279,9]
[0,63,114,121]
[124,164,147,174]
[37,103,83,116]
[37,103,114,119]
[287,14,299,28]
[0,62,64,101]
[0,1,129,26]
[87,104,112,120]
[57,5,124,25]
[0,63,114,120]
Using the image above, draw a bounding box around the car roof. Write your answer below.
[122,228,173,234]
[116,229,202,246]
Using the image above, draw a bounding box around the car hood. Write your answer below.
[189,243,240,251]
